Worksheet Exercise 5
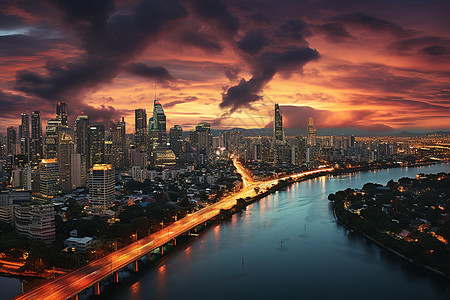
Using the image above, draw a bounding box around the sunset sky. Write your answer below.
[0,0,449,134]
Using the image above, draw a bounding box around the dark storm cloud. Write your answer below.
[390,36,450,59]
[125,63,176,83]
[189,0,240,36]
[221,47,320,112]
[247,13,271,25]
[335,12,414,37]
[76,104,126,124]
[0,12,27,29]
[164,96,199,108]
[237,30,269,55]
[276,19,311,41]
[0,34,61,57]
[315,23,355,42]
[15,0,188,101]
[177,28,223,53]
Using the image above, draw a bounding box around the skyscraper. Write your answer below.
[20,113,30,161]
[273,104,285,165]
[56,102,68,126]
[169,125,183,159]
[31,111,43,162]
[306,117,316,146]
[88,124,105,168]
[74,114,89,167]
[39,159,59,198]
[89,164,114,212]
[149,99,167,149]
[44,118,62,159]
[111,117,127,169]
[273,104,284,145]
[195,122,211,152]
[58,132,73,192]
[135,109,148,153]
[6,126,16,156]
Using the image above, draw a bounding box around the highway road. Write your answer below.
[14,159,332,300]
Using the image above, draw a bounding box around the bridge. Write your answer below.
[14,159,332,300]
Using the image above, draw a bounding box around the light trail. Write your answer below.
[14,160,333,300]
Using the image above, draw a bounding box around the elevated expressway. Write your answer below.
[14,159,332,300]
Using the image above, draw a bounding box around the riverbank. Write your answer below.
[333,208,450,280]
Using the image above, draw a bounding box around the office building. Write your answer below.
[58,132,73,192]
[169,125,184,159]
[14,204,55,243]
[89,164,114,212]
[56,102,68,126]
[31,111,43,162]
[149,99,167,149]
[135,109,148,153]
[39,159,59,198]
[6,126,16,156]
[44,118,62,159]
[88,124,105,168]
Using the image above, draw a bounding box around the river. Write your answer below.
[3,163,450,300]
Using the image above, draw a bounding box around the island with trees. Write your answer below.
[329,172,450,277]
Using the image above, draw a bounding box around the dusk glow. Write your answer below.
[1,0,449,133]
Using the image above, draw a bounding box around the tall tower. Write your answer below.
[6,126,17,156]
[111,117,127,169]
[150,99,167,149]
[135,109,148,153]
[56,102,68,126]
[88,124,105,168]
[74,114,89,168]
[169,125,183,159]
[89,164,114,212]
[44,118,62,159]
[39,159,59,198]
[58,132,73,192]
[31,111,43,162]
[273,104,284,145]
[20,113,30,161]
[306,117,316,146]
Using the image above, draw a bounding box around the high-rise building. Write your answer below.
[195,122,211,152]
[273,104,285,165]
[273,104,284,145]
[89,164,114,212]
[20,113,30,161]
[149,99,167,149]
[88,124,105,168]
[39,159,59,198]
[169,125,184,159]
[44,118,62,159]
[135,109,148,153]
[6,126,16,156]
[111,117,127,169]
[14,204,55,243]
[58,132,73,192]
[56,102,68,126]
[306,117,316,146]
[104,140,113,164]
[74,114,89,169]
[71,153,86,188]
[31,111,43,162]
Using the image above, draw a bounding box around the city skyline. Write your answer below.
[0,0,449,135]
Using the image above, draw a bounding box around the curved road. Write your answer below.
[14,159,332,300]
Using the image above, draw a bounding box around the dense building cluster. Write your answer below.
[0,101,448,245]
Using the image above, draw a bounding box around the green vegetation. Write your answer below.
[330,172,450,277]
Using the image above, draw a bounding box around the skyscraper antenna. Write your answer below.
[154,82,157,100]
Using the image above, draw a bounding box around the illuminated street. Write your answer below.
[14,159,332,300]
